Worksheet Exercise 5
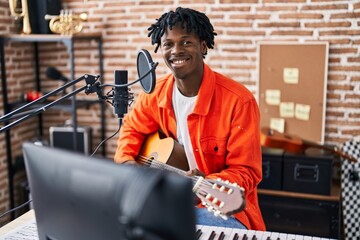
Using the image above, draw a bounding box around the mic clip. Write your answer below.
[84,75,105,100]
[111,87,134,105]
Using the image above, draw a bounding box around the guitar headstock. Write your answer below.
[193,177,246,219]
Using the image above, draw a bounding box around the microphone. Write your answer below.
[137,49,156,94]
[110,49,156,120]
[45,67,69,82]
[113,70,129,119]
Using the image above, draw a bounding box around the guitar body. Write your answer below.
[260,127,304,153]
[140,131,189,171]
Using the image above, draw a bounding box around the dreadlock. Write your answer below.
[147,7,217,57]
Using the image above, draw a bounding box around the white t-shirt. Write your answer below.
[172,84,198,170]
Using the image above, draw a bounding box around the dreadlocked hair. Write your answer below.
[147,7,217,57]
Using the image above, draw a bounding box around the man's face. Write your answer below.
[160,24,207,81]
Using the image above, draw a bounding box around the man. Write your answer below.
[114,7,265,231]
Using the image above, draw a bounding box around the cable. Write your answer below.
[90,118,122,157]
[0,199,33,220]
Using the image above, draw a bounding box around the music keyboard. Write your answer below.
[196,225,337,240]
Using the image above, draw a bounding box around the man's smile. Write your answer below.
[170,58,190,67]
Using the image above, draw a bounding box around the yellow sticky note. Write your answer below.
[270,118,285,133]
[283,68,299,84]
[265,89,281,105]
[295,104,311,121]
[279,102,295,118]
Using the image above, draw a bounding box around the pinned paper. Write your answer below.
[265,89,281,106]
[283,68,299,84]
[270,118,285,133]
[295,104,311,121]
[279,102,295,118]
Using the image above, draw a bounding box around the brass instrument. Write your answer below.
[8,0,31,34]
[45,10,88,35]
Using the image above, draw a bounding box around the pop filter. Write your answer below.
[137,49,156,94]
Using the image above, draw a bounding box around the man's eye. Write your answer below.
[163,42,172,48]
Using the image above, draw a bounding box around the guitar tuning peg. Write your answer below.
[220,214,228,220]
[213,210,221,217]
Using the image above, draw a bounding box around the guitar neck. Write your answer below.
[150,158,187,175]
[302,140,357,162]
[136,156,200,184]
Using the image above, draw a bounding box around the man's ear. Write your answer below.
[201,41,208,57]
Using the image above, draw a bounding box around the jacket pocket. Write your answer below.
[200,137,227,156]
[200,137,227,172]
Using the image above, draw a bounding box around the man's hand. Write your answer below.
[122,160,141,166]
[185,168,205,177]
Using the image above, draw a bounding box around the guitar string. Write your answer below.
[136,155,214,189]
[137,155,241,196]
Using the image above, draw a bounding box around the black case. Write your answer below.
[49,126,92,155]
[282,148,333,195]
[259,147,284,190]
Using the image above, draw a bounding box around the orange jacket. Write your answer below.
[114,63,266,231]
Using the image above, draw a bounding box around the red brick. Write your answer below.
[271,30,313,36]
[279,13,324,19]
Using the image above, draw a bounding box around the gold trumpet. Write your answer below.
[8,0,31,34]
[45,10,88,35]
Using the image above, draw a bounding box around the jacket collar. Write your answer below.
[158,63,215,116]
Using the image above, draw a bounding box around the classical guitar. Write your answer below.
[136,131,246,219]
[260,127,357,163]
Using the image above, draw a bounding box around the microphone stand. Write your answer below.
[0,74,103,152]
[1,60,159,151]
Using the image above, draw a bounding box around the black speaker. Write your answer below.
[49,126,92,155]
[28,0,62,34]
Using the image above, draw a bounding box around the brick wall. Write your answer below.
[0,0,359,224]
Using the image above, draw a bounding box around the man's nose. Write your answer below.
[171,43,184,54]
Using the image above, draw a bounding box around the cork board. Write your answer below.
[258,41,329,144]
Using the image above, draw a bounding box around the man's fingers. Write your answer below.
[186,169,205,177]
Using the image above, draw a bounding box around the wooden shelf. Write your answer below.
[0,33,102,42]
[258,180,340,201]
